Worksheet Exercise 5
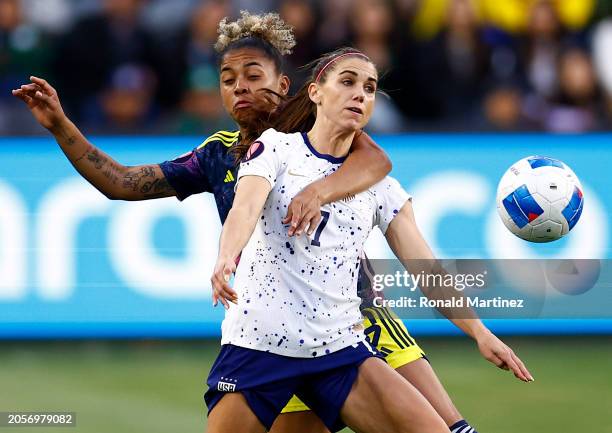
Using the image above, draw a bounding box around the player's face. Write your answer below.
[312,58,378,131]
[219,48,290,125]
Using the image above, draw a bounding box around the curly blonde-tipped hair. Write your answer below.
[215,10,296,55]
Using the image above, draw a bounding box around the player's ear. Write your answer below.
[279,74,290,96]
[308,82,321,105]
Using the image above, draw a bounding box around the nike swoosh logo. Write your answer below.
[288,169,309,177]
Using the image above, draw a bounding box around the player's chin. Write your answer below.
[341,117,368,132]
[231,107,258,124]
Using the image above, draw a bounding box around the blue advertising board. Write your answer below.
[0,134,609,337]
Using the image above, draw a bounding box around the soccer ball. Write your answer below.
[496,156,584,243]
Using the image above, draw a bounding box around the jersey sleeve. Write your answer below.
[372,176,412,234]
[158,145,212,201]
[236,128,283,190]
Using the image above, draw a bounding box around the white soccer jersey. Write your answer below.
[221,128,411,357]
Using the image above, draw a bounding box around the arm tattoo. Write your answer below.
[87,149,108,170]
[74,146,92,163]
[121,166,174,198]
[141,177,174,197]
[102,161,121,185]
[56,127,76,147]
[123,166,155,191]
[74,146,119,185]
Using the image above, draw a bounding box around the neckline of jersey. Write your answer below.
[301,132,348,164]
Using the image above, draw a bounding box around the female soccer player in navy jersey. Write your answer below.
[13,12,531,433]
[209,46,532,433]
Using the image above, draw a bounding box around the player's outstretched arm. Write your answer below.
[283,131,391,236]
[211,175,272,309]
[12,76,176,201]
[384,202,534,382]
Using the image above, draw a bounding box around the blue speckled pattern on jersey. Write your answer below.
[158,130,378,308]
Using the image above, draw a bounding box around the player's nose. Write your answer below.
[233,78,248,94]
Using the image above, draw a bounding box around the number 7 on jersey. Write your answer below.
[311,210,330,247]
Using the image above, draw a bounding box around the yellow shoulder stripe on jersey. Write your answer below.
[216,130,240,139]
[198,132,239,148]
[197,130,240,149]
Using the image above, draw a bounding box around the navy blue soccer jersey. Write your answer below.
[158,130,240,223]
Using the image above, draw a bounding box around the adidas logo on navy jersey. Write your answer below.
[224,170,235,183]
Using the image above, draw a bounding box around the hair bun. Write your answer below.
[215,11,296,55]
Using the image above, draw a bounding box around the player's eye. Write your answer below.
[365,84,376,93]
[248,75,261,80]
[223,79,235,85]
[342,79,353,86]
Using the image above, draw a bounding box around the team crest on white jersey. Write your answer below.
[244,141,265,162]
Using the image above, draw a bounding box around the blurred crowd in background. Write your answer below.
[2,0,612,135]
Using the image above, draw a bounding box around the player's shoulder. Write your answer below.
[196,130,240,151]
[369,175,405,196]
[257,128,301,144]
[254,128,304,155]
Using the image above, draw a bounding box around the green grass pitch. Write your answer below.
[0,336,610,433]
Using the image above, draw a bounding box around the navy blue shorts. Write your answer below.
[204,342,381,432]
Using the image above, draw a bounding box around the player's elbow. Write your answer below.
[100,188,130,201]
[102,190,123,201]
[380,150,392,173]
[227,205,261,230]
[229,204,260,226]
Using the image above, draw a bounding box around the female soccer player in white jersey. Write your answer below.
[208,47,532,433]
[14,12,531,433]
